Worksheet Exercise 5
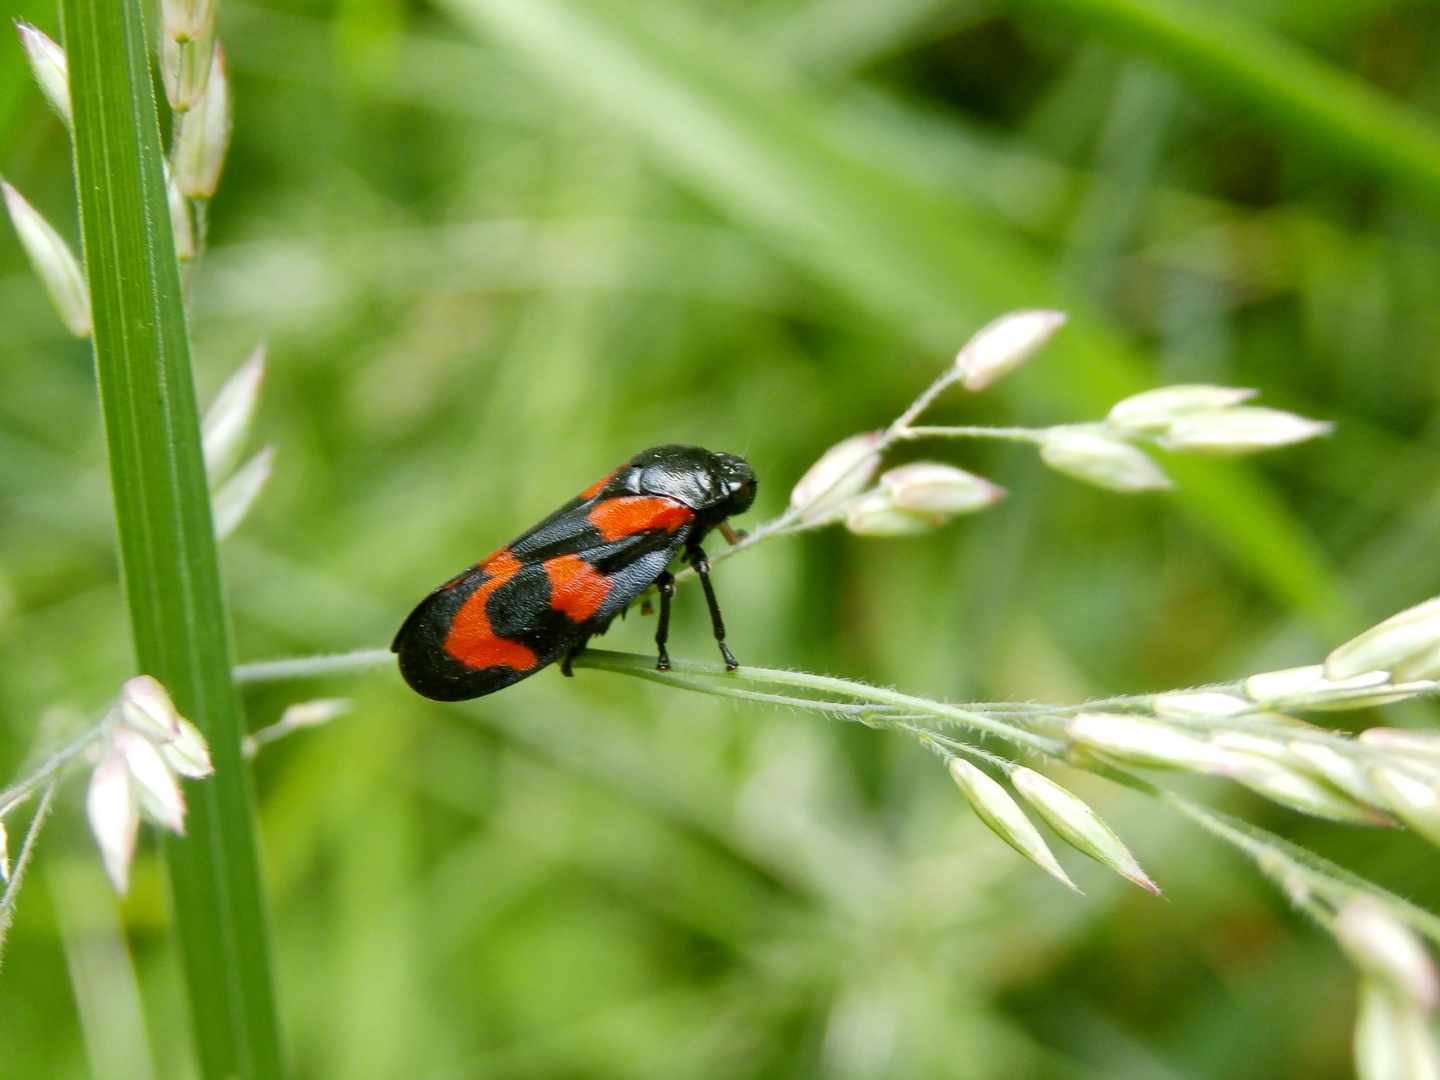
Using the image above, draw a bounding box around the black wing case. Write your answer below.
[393,491,693,700]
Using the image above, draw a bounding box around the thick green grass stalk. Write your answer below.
[61,0,284,1075]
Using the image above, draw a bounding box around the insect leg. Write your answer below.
[561,633,592,677]
[654,570,674,671]
[689,546,738,670]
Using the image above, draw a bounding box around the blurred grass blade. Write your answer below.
[60,0,284,1073]
[442,0,1352,633]
[1016,0,1440,206]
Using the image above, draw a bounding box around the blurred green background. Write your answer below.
[5,0,1440,1075]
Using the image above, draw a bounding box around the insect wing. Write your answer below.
[392,549,545,700]
[394,487,697,700]
[516,491,697,627]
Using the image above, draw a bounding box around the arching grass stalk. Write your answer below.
[231,642,1440,915]
[571,650,1066,755]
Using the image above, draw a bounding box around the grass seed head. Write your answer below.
[1288,742,1390,810]
[1040,430,1173,493]
[844,489,943,536]
[1370,768,1440,848]
[1010,767,1160,894]
[172,45,230,197]
[1222,749,1396,826]
[15,22,70,128]
[954,309,1065,392]
[160,0,218,109]
[202,344,267,484]
[86,746,139,893]
[878,462,1005,515]
[789,431,883,521]
[1155,406,1332,454]
[114,728,186,835]
[159,718,213,779]
[212,445,275,540]
[1326,597,1440,682]
[1247,666,1413,710]
[1107,384,1256,435]
[1153,691,1253,718]
[1066,713,1230,772]
[1353,977,1440,1080]
[947,758,1078,892]
[119,674,183,743]
[168,169,195,261]
[1,180,90,336]
[1337,899,1438,1012]
[1361,729,1440,764]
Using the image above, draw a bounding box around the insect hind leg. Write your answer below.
[688,546,737,671]
[654,570,674,671]
[561,633,592,677]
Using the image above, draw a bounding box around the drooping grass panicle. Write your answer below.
[1155,407,1334,454]
[86,745,139,894]
[0,669,333,930]
[704,309,1329,582]
[788,431,883,522]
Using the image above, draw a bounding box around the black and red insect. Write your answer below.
[392,445,757,701]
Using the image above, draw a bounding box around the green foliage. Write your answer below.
[3,0,1440,1076]
[1017,0,1440,202]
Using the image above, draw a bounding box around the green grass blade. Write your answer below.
[61,0,285,1074]
[1016,0,1440,206]
[440,0,1353,634]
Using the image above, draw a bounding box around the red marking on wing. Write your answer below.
[544,554,612,622]
[587,496,693,542]
[445,549,538,671]
[580,467,621,500]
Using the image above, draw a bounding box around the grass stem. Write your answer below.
[63,0,284,1067]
